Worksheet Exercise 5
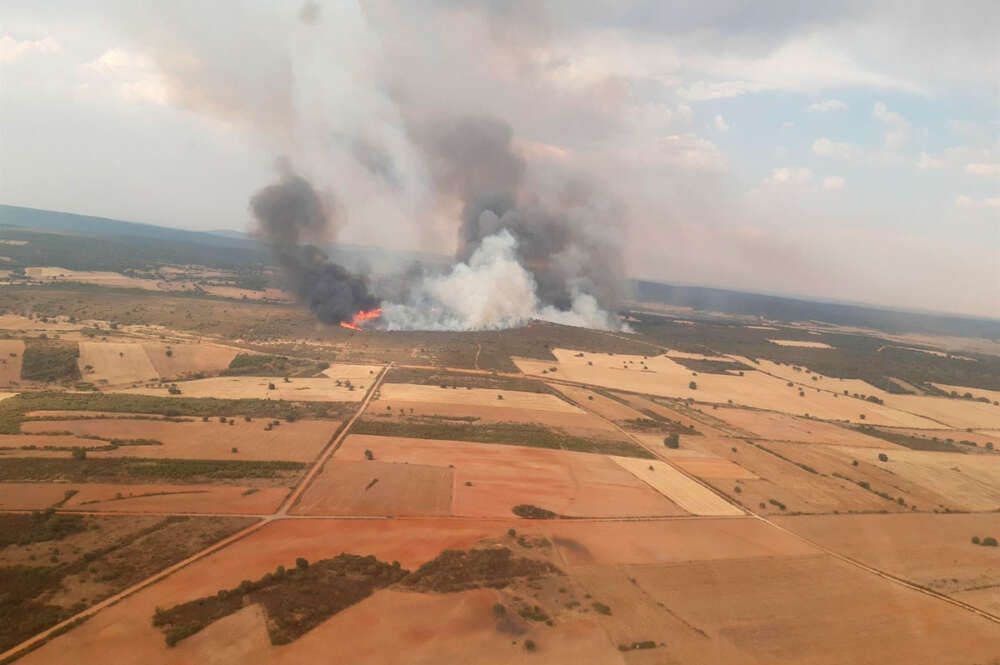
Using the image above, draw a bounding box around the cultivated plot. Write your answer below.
[0,482,288,513]
[335,434,686,518]
[20,418,337,462]
[710,406,897,447]
[0,339,24,385]
[609,456,743,516]
[292,460,453,516]
[123,376,369,401]
[79,342,158,386]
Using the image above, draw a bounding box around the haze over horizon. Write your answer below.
[1,1,997,318]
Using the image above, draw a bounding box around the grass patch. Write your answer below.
[670,357,751,374]
[222,353,328,378]
[351,419,654,458]
[20,341,80,383]
[0,457,305,484]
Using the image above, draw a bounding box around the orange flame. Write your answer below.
[340,307,382,331]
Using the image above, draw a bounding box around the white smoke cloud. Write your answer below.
[381,230,623,331]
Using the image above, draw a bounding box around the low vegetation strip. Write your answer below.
[222,353,329,377]
[384,366,553,393]
[853,425,966,453]
[0,510,86,547]
[153,546,562,647]
[0,392,352,434]
[351,419,655,459]
[0,515,256,654]
[669,357,752,374]
[0,457,305,484]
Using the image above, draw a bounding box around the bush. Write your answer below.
[688,381,697,390]
[296,557,309,570]
[364,449,374,461]
[972,536,981,545]
[71,446,86,460]
[524,639,536,652]
[984,537,998,547]
[663,433,680,449]
[878,453,888,462]
[591,602,612,615]
[492,603,506,617]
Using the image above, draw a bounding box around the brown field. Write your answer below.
[0,338,24,385]
[515,349,939,427]
[79,342,159,385]
[0,482,288,513]
[0,313,80,331]
[143,342,240,379]
[626,553,1000,665]
[336,434,686,518]
[549,517,812,565]
[376,382,580,412]
[549,384,648,422]
[773,513,1000,611]
[684,437,920,515]
[291,460,453,516]
[880,394,1000,429]
[0,433,106,449]
[20,418,337,462]
[767,339,834,348]
[321,362,385,381]
[711,407,897,447]
[123,376,368,401]
[609,456,744,516]
[613,392,733,435]
[825,446,1000,511]
[669,457,759,479]
[631,432,723,458]
[747,358,886,396]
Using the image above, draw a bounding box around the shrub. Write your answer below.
[296,557,309,570]
[71,446,86,460]
[592,602,612,615]
[507,528,516,537]
[492,603,506,617]
[878,453,888,462]
[364,449,374,461]
[664,433,680,449]
[984,537,998,547]
[524,639,536,652]
[688,381,697,390]
[972,536,981,545]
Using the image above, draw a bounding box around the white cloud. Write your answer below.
[823,176,845,190]
[916,152,945,169]
[0,35,61,63]
[652,134,728,172]
[766,166,812,185]
[812,137,862,159]
[808,99,848,112]
[677,80,773,101]
[955,195,1000,208]
[714,114,729,131]
[965,163,1000,177]
[82,48,169,106]
[873,101,910,151]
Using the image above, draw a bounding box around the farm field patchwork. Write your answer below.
[609,456,744,516]
[334,434,685,517]
[0,482,289,513]
[123,376,371,401]
[19,417,337,462]
[710,406,897,447]
[78,342,159,386]
[515,349,941,427]
[375,382,581,412]
[291,460,453,516]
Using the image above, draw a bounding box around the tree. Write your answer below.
[972,536,980,545]
[688,381,697,390]
[268,382,276,390]
[878,453,888,462]
[296,557,309,570]
[364,449,374,461]
[71,447,86,460]
[664,433,680,449]
[984,537,999,547]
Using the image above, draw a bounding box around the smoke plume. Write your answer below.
[250,162,379,324]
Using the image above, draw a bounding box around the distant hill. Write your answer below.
[631,280,1000,339]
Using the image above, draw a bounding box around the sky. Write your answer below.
[0,1,998,318]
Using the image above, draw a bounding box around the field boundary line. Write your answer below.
[279,362,391,515]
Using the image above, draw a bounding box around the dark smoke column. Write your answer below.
[250,164,379,324]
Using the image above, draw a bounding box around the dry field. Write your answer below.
[376,382,580,412]
[767,339,834,348]
[711,406,897,447]
[291,460,453,516]
[773,512,1000,613]
[0,482,288,513]
[336,434,686,518]
[321,363,384,381]
[0,314,80,332]
[884,427,1000,449]
[0,338,24,385]
[745,358,887,396]
[123,376,368,401]
[19,418,337,462]
[609,456,743,516]
[548,384,648,422]
[515,349,939,427]
[825,445,1000,511]
[680,437,920,515]
[630,432,724,458]
[879,394,1000,429]
[626,553,1000,665]
[79,342,159,385]
[143,342,240,379]
[669,457,759,479]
